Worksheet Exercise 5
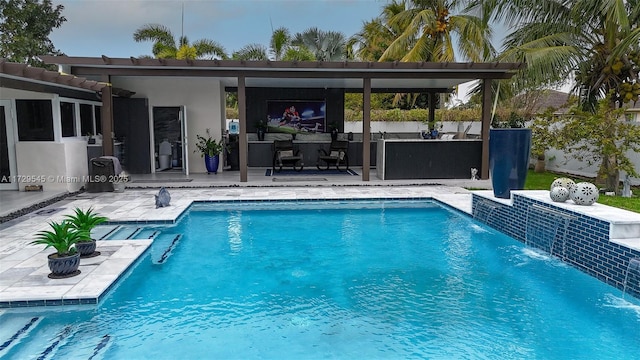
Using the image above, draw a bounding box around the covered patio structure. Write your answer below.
[40,56,524,182]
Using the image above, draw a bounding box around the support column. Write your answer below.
[362,77,371,181]
[480,79,493,179]
[100,74,113,156]
[238,75,248,182]
[428,92,436,130]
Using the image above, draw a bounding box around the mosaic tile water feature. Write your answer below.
[472,192,640,299]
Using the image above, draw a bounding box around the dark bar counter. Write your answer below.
[376,139,482,180]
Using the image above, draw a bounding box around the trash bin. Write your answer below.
[87,157,118,192]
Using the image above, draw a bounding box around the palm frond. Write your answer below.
[232,43,268,61]
[192,39,227,59]
[270,27,291,61]
[133,23,176,48]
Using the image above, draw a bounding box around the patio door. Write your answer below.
[152,106,189,175]
[0,100,18,190]
[180,106,189,176]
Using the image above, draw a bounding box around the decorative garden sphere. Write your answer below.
[550,178,576,192]
[569,182,599,205]
[550,186,570,202]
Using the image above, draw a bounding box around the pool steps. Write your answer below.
[92,225,183,264]
[0,314,111,359]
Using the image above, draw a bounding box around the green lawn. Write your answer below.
[525,170,640,213]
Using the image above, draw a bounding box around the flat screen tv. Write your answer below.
[266,100,326,133]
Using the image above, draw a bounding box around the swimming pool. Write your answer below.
[1,199,639,359]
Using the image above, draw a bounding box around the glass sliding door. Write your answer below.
[0,100,18,190]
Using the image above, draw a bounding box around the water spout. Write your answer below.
[525,204,575,259]
[473,199,498,224]
[623,258,640,299]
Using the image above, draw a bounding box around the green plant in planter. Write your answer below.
[491,111,527,128]
[194,129,225,157]
[64,207,108,242]
[328,121,339,140]
[256,120,268,130]
[255,120,268,141]
[31,221,88,257]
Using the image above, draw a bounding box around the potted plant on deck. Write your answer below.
[489,111,532,199]
[328,122,339,141]
[65,207,108,257]
[194,129,225,174]
[31,221,88,278]
[256,120,268,141]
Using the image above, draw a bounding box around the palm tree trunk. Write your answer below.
[534,154,546,173]
[597,154,620,192]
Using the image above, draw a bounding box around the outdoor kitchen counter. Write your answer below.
[376,138,483,180]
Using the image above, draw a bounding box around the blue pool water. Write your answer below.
[1,200,639,359]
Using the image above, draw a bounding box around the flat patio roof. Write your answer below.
[39,55,524,91]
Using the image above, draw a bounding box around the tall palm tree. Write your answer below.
[133,23,227,60]
[477,0,640,191]
[348,0,409,61]
[478,0,640,109]
[292,27,348,61]
[379,0,494,62]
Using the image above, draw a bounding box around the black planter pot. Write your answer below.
[489,128,532,199]
[330,128,338,141]
[257,129,266,141]
[77,239,99,258]
[47,252,81,278]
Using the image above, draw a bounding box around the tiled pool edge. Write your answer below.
[0,241,151,309]
[472,192,640,299]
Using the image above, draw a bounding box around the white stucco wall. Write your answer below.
[15,140,88,192]
[62,138,90,191]
[112,76,225,174]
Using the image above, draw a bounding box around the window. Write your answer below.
[80,103,94,135]
[60,102,76,137]
[95,105,102,135]
[16,100,54,141]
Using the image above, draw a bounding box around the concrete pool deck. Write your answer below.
[0,185,475,307]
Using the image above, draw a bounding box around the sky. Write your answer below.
[49,0,387,58]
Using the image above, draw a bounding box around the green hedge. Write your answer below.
[344,108,482,122]
[226,107,483,122]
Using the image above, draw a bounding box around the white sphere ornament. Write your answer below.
[551,178,576,192]
[550,186,570,202]
[569,182,599,205]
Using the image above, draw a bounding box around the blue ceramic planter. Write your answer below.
[489,128,532,199]
[204,154,220,174]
